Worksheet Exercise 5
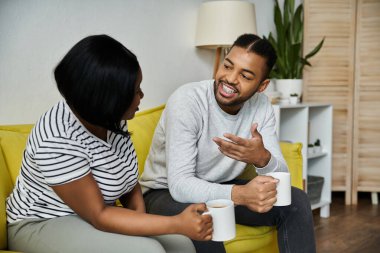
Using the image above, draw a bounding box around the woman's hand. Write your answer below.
[175,203,213,241]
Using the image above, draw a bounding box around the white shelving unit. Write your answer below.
[273,103,333,218]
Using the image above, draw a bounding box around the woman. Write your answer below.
[6,35,212,253]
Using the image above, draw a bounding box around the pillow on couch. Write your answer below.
[280,142,303,190]
[0,125,33,184]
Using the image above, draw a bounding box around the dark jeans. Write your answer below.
[143,179,316,253]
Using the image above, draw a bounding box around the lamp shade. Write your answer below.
[195,1,257,48]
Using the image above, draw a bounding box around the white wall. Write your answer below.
[0,0,275,124]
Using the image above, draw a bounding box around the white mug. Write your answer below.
[266,172,292,206]
[203,199,236,241]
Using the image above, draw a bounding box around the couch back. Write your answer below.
[0,105,165,250]
[127,105,165,174]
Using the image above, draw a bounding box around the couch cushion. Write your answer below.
[0,125,33,185]
[280,142,303,190]
[225,224,277,253]
[127,105,165,175]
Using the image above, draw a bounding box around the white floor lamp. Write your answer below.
[195,1,257,79]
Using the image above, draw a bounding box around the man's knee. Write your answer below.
[144,189,191,216]
[291,187,312,213]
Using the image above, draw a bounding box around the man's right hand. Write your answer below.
[175,203,213,241]
[232,176,278,213]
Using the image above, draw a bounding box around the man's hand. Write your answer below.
[232,175,278,213]
[212,123,271,167]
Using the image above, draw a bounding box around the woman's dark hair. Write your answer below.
[54,34,139,135]
[231,34,277,80]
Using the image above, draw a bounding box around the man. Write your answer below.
[140,34,316,253]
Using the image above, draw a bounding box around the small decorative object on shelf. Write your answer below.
[308,144,314,155]
[289,93,299,104]
[314,139,322,153]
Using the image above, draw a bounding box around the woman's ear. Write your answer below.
[257,79,271,93]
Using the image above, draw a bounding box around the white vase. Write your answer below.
[274,79,303,99]
[289,96,299,104]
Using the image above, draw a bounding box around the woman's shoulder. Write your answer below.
[32,100,83,145]
[34,101,66,134]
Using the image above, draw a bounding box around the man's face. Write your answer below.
[214,46,269,115]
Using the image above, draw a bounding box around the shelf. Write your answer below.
[273,103,332,218]
[311,199,330,210]
[274,102,330,109]
[311,199,331,217]
[307,151,327,159]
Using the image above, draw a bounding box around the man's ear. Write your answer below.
[257,79,271,93]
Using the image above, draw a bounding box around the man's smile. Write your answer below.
[217,81,238,98]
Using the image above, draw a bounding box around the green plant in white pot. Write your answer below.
[264,0,324,101]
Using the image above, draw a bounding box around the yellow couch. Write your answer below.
[0,105,303,253]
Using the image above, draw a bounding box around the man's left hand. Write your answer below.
[212,123,271,167]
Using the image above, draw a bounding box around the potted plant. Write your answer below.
[289,93,299,104]
[314,139,322,153]
[307,143,314,155]
[265,0,325,100]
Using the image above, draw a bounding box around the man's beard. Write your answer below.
[214,80,256,107]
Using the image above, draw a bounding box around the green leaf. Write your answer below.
[299,58,313,77]
[304,37,325,60]
[284,0,290,29]
[274,3,285,58]
[289,43,301,78]
[292,5,303,43]
[267,33,278,52]
[276,55,288,78]
[288,0,295,17]
[266,0,324,79]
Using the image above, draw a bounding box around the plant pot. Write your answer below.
[274,79,303,99]
[314,145,322,153]
[289,96,299,104]
[308,146,314,155]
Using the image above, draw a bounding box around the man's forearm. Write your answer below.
[168,175,234,203]
[231,184,247,206]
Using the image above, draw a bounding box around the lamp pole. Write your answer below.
[213,47,222,79]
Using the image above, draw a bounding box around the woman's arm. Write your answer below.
[52,173,212,240]
[119,183,146,213]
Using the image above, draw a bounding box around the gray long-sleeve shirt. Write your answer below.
[139,80,288,203]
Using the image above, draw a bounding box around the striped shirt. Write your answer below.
[6,100,138,223]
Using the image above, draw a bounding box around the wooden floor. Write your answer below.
[313,192,380,253]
